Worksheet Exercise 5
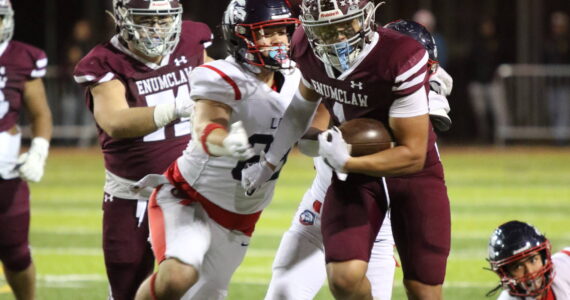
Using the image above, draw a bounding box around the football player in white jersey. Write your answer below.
[133,0,301,299]
[488,221,570,300]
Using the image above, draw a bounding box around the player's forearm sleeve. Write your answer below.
[265,90,320,166]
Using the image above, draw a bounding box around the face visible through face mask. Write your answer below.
[506,252,546,297]
[253,25,291,66]
[307,18,364,72]
[132,15,174,38]
[311,18,362,45]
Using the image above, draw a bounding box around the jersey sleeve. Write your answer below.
[20,44,48,80]
[29,51,47,79]
[198,22,213,49]
[390,39,429,97]
[73,48,117,87]
[189,61,246,110]
[388,37,429,117]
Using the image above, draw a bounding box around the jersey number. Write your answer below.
[143,84,192,142]
[231,134,285,181]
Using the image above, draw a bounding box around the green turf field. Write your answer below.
[1,147,569,299]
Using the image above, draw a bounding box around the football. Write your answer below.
[338,118,393,157]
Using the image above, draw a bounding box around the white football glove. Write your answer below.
[318,127,351,173]
[153,97,194,128]
[428,67,453,132]
[221,121,255,160]
[241,153,275,197]
[174,96,194,119]
[428,91,452,132]
[17,137,49,183]
[430,67,453,96]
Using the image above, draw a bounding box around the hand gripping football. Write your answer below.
[338,118,393,157]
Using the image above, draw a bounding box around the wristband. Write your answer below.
[200,123,225,155]
[153,102,176,128]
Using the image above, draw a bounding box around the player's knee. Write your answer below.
[155,259,198,297]
[403,279,442,300]
[327,262,367,295]
[0,243,32,272]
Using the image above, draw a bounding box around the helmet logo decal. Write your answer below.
[512,243,532,255]
[318,0,342,19]
[225,0,247,26]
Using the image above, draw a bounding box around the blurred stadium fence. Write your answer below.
[21,65,570,147]
[494,64,570,145]
[22,66,97,147]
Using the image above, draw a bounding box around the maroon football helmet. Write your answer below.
[300,0,377,71]
[112,0,182,57]
[0,0,14,44]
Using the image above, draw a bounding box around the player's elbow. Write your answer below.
[99,120,131,139]
[406,152,426,173]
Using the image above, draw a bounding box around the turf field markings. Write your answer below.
[33,247,102,256]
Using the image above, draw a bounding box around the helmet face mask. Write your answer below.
[113,0,182,58]
[223,0,300,71]
[301,0,375,72]
[0,0,14,44]
[488,221,555,298]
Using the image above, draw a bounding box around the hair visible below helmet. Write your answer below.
[222,0,300,71]
[384,20,438,74]
[487,220,554,298]
[0,0,14,44]
[112,0,182,58]
[301,0,377,72]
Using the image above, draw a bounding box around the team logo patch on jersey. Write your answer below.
[174,56,187,66]
[299,210,316,226]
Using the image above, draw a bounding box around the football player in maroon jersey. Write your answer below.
[73,1,212,299]
[0,1,52,299]
[242,0,451,299]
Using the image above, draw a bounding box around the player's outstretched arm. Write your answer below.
[297,103,330,157]
[242,82,320,196]
[193,99,254,160]
[17,78,52,182]
[91,79,192,139]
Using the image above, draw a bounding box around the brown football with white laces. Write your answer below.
[338,118,393,157]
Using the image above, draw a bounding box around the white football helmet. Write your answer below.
[0,0,14,44]
[301,0,376,72]
[112,0,182,58]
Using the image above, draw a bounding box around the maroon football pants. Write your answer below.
[388,162,451,285]
[102,194,155,300]
[0,178,32,272]
[322,162,450,285]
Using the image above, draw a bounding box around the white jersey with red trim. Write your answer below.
[177,56,301,214]
[497,247,570,300]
